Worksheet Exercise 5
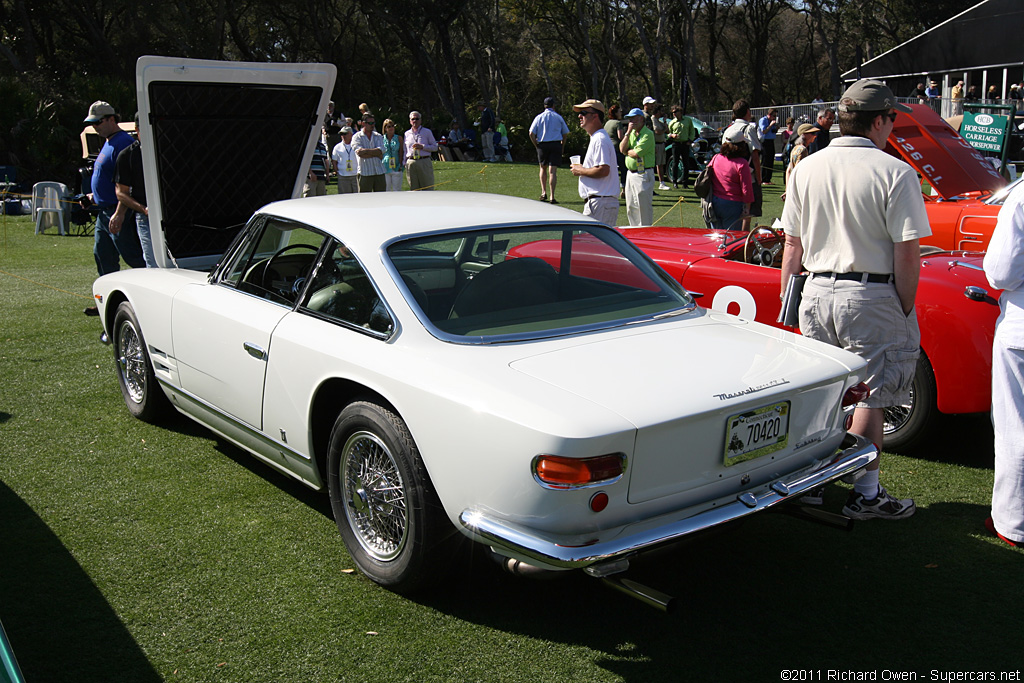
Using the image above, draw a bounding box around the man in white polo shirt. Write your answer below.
[780,79,930,520]
[570,99,620,226]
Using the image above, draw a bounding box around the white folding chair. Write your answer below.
[32,181,69,236]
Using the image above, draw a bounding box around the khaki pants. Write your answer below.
[407,158,435,191]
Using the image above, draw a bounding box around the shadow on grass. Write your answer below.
[418,499,1022,680]
[0,480,161,682]
[893,412,995,466]
[141,410,333,520]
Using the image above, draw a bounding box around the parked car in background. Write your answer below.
[689,120,720,172]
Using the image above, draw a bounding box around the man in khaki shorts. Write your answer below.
[780,79,930,520]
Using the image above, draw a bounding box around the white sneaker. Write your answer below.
[658,183,670,190]
[842,487,916,520]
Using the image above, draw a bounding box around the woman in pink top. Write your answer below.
[706,128,753,231]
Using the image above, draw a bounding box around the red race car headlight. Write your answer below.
[532,453,626,489]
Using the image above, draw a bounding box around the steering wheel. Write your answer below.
[262,243,320,295]
[744,226,784,266]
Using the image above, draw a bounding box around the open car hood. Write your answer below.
[136,56,336,269]
[886,103,1006,200]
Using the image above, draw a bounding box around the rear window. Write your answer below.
[386,224,695,342]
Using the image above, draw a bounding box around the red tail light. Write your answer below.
[842,382,870,407]
[533,453,626,489]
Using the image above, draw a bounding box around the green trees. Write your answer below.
[0,0,974,184]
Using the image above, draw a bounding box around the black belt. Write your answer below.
[812,272,893,284]
[585,195,616,200]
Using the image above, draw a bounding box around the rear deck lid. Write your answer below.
[136,56,336,269]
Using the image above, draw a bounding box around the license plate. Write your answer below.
[724,401,790,466]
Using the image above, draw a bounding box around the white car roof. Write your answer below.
[258,191,601,253]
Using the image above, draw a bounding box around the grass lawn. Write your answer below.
[0,162,1019,682]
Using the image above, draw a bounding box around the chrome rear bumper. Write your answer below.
[460,433,877,571]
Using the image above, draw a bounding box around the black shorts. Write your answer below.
[536,141,563,166]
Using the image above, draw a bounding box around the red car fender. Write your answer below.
[916,255,1000,415]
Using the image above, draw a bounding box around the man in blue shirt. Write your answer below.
[758,108,778,184]
[83,101,144,278]
[528,97,569,204]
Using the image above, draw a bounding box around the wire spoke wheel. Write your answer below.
[117,319,147,404]
[883,392,914,436]
[112,301,170,423]
[342,430,408,561]
[880,352,937,453]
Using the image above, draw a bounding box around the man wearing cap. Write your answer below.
[331,126,358,194]
[352,113,386,193]
[82,101,145,280]
[570,99,619,226]
[723,100,762,230]
[529,97,570,204]
[641,96,657,130]
[618,107,654,226]
[780,79,930,520]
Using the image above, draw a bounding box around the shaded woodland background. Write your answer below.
[0,0,976,183]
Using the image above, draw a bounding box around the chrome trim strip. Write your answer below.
[460,433,877,570]
[159,378,314,464]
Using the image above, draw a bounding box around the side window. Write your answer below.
[301,240,393,335]
[220,218,326,306]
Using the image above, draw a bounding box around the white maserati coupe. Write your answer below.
[93,58,876,602]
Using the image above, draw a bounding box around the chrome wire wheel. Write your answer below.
[341,430,408,561]
[883,386,914,436]
[117,319,146,404]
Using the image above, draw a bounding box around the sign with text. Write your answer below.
[961,111,1009,152]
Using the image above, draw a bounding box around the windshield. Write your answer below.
[985,176,1024,206]
[386,224,695,342]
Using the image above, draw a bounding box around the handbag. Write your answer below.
[694,155,715,199]
[701,197,717,226]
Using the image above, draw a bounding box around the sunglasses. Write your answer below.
[577,110,596,117]
[886,111,898,123]
[410,117,421,121]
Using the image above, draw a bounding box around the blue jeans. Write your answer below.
[136,213,157,268]
[710,195,745,231]
[94,205,145,276]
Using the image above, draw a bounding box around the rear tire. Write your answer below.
[882,352,938,453]
[112,302,171,423]
[327,401,455,594]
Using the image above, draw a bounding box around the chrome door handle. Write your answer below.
[243,341,267,361]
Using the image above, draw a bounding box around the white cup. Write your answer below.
[569,155,581,165]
